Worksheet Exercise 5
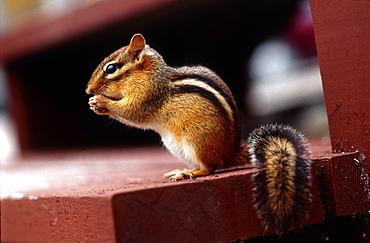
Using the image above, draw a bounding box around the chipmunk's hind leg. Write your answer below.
[163,168,212,181]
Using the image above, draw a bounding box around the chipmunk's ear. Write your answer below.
[128,34,146,59]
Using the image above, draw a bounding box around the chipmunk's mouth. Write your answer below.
[101,93,123,101]
[85,87,123,101]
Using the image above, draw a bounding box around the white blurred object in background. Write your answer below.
[0,114,18,165]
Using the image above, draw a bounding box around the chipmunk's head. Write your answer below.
[86,34,166,100]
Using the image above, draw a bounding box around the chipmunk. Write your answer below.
[86,34,312,234]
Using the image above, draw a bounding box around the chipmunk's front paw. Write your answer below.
[89,95,110,115]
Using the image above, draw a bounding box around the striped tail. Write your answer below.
[248,124,312,234]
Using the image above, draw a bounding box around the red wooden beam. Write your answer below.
[112,163,325,242]
[310,0,370,171]
[1,146,326,242]
[314,152,369,216]
[3,145,366,241]
[1,195,116,242]
[0,0,181,63]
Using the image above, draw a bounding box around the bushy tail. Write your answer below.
[248,124,312,234]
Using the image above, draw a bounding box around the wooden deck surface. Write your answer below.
[2,142,367,242]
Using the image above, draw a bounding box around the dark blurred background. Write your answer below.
[0,0,329,161]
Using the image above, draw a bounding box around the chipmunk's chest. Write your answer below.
[157,128,201,170]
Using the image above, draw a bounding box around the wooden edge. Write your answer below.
[111,167,325,242]
[314,152,370,216]
[0,195,116,242]
[4,151,369,242]
[1,166,325,242]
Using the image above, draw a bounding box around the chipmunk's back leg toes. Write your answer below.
[163,169,212,181]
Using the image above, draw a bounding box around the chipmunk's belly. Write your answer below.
[159,130,201,170]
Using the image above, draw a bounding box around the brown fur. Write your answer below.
[248,124,312,234]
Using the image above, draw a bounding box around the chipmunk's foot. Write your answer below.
[163,169,212,181]
[163,169,195,181]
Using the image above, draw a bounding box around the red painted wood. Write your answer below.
[2,143,368,242]
[0,0,184,63]
[314,152,369,216]
[1,146,326,242]
[310,0,370,170]
[112,163,325,242]
[1,196,116,242]
[1,147,182,242]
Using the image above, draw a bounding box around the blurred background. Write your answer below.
[0,0,330,164]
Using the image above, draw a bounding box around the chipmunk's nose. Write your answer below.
[86,86,95,95]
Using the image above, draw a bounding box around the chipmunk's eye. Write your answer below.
[104,63,122,75]
[105,64,117,75]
